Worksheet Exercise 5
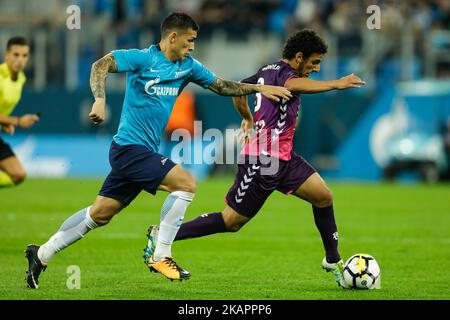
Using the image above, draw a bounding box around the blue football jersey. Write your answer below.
[111,45,216,151]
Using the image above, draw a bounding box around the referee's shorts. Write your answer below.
[0,136,15,161]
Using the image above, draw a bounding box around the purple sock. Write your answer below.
[312,205,341,263]
[175,212,226,241]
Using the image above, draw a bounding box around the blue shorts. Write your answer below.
[99,141,176,206]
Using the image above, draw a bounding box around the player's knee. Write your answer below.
[11,170,27,185]
[314,188,333,208]
[175,173,196,193]
[225,223,243,232]
[90,213,111,226]
[89,206,115,226]
[182,181,196,193]
[223,216,246,232]
[222,208,249,232]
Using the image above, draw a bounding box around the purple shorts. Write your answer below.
[225,153,316,218]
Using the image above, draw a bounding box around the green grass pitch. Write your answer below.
[0,178,449,300]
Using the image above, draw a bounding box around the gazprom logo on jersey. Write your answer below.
[144,77,179,96]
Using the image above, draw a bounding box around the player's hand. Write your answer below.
[18,114,40,129]
[89,99,106,124]
[1,124,15,135]
[335,73,366,89]
[259,85,292,102]
[238,118,254,145]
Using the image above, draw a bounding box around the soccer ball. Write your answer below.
[343,253,381,289]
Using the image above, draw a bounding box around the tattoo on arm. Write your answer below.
[90,53,118,99]
[209,78,259,96]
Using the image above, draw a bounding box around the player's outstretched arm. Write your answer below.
[232,96,254,144]
[89,53,118,124]
[0,114,19,126]
[0,114,39,134]
[285,73,366,94]
[209,77,292,102]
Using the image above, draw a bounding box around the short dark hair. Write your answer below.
[282,29,327,60]
[7,36,29,50]
[161,12,199,37]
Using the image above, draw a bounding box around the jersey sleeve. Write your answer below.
[111,48,150,73]
[189,59,217,88]
[240,72,259,84]
[279,68,299,86]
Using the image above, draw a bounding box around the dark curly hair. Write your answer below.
[282,29,327,60]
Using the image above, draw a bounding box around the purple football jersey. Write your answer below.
[241,60,300,160]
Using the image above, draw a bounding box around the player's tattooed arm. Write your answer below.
[209,78,258,96]
[209,78,292,102]
[89,53,118,124]
[90,53,118,100]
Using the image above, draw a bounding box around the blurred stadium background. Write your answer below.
[1,0,449,183]
[1,0,450,301]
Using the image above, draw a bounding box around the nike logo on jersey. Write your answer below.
[161,157,168,165]
[148,67,159,72]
